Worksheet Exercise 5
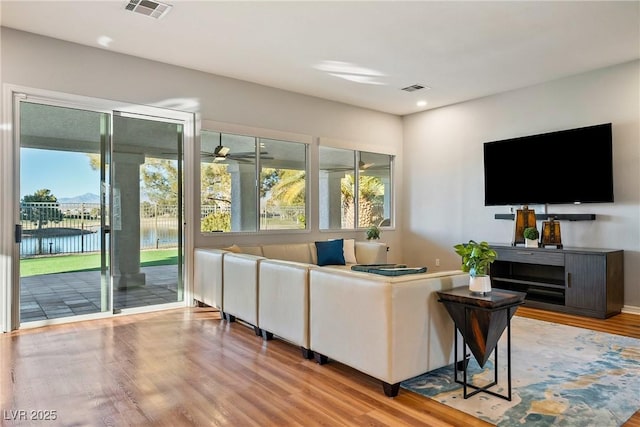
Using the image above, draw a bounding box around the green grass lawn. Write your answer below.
[20,249,179,277]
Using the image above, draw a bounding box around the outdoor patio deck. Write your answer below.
[20,265,179,322]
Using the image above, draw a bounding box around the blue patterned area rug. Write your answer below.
[401,316,640,426]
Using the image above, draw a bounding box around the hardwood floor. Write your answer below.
[0,306,638,426]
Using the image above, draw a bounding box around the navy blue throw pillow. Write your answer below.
[315,239,345,266]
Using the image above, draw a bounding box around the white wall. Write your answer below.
[402,60,640,308]
[0,27,404,253]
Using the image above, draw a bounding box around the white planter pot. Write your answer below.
[525,238,539,248]
[469,275,492,294]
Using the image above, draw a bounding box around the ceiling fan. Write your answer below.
[359,160,375,171]
[202,133,273,162]
[324,160,379,172]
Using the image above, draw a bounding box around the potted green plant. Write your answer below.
[366,225,380,240]
[523,227,539,248]
[453,240,497,294]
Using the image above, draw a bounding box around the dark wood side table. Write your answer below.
[437,287,526,401]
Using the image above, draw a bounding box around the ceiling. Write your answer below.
[1,1,639,116]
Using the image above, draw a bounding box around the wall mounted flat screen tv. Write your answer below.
[483,123,614,206]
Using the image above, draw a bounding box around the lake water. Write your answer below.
[20,226,179,257]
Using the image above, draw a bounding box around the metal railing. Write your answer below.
[20,200,384,256]
[19,202,179,257]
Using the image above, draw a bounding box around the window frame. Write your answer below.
[318,140,395,232]
[199,120,311,235]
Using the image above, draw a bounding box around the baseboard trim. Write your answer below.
[621,305,640,315]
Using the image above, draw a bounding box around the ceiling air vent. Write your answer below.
[125,0,172,19]
[401,84,430,92]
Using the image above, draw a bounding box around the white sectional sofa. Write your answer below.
[194,241,387,344]
[192,240,468,397]
[222,252,266,334]
[309,268,469,397]
[193,248,225,308]
[221,241,387,336]
[258,258,313,357]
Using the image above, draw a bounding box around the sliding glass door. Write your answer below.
[111,112,184,311]
[19,101,110,321]
[16,97,187,326]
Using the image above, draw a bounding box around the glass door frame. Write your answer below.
[0,85,195,331]
[111,110,186,314]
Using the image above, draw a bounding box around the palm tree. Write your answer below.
[268,170,306,205]
[264,169,306,227]
[268,170,384,228]
[341,174,384,228]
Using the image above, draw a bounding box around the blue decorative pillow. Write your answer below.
[315,239,345,266]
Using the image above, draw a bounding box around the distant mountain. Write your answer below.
[58,193,100,203]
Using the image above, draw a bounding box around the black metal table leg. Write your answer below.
[453,305,513,401]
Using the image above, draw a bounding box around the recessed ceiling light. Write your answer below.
[416,100,428,107]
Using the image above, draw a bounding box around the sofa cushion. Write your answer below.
[343,238,357,264]
[309,243,318,264]
[315,239,346,266]
[237,246,264,256]
[262,243,313,264]
[355,241,388,265]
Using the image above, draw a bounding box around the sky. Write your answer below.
[20,148,100,199]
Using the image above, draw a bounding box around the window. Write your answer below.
[259,138,307,230]
[200,130,307,233]
[319,146,393,230]
[358,151,392,227]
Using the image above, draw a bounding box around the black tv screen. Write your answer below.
[483,123,614,206]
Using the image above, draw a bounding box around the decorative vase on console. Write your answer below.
[523,227,540,248]
[453,240,497,294]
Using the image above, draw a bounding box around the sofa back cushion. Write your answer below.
[343,238,357,264]
[261,243,314,264]
[236,246,264,256]
[355,241,388,264]
[217,240,387,265]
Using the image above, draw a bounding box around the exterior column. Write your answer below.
[319,171,343,229]
[112,152,145,289]
[382,176,391,221]
[228,162,257,232]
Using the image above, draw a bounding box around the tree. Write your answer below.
[357,175,385,226]
[267,169,306,206]
[141,158,179,206]
[21,189,64,255]
[341,174,384,228]
[201,162,232,232]
[259,168,306,228]
[201,211,231,232]
[259,168,383,228]
[201,162,231,207]
[260,168,282,198]
[87,154,182,206]
[87,153,100,171]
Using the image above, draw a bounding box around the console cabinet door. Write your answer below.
[565,253,605,313]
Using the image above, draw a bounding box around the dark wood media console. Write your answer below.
[490,245,624,318]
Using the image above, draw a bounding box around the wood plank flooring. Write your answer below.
[0,306,638,426]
